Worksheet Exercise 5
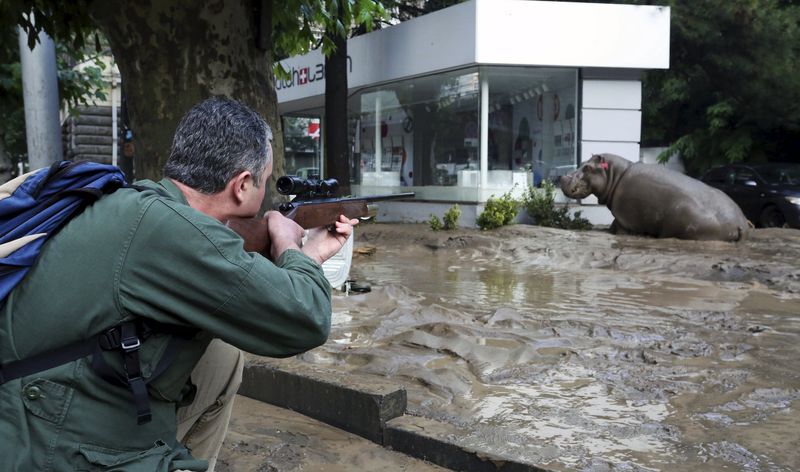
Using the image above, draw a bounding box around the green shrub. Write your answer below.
[476,190,520,230]
[428,214,444,231]
[443,204,461,230]
[429,205,461,231]
[522,180,592,230]
[524,180,558,226]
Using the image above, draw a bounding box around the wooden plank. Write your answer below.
[74,135,112,145]
[73,144,113,155]
[74,125,112,136]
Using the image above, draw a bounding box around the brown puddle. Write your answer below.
[280,224,800,471]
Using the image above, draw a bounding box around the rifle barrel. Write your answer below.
[288,192,415,208]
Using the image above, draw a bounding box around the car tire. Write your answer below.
[759,205,786,228]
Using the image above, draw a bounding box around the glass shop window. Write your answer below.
[282,115,322,179]
[349,68,482,201]
[485,66,578,188]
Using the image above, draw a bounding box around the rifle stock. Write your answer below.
[225,217,270,254]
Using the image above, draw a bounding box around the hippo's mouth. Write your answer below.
[560,175,591,199]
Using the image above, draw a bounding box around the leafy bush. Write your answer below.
[443,204,461,230]
[522,180,592,230]
[476,190,520,230]
[524,180,558,226]
[430,204,461,231]
[428,214,443,231]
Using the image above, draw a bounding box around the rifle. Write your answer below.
[227,175,414,254]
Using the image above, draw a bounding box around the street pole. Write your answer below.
[18,19,63,171]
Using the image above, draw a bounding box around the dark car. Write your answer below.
[701,163,800,229]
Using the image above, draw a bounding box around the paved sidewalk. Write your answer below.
[217,395,448,471]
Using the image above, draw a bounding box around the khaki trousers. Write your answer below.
[176,339,244,472]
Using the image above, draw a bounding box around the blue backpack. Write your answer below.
[0,160,127,301]
[0,160,192,425]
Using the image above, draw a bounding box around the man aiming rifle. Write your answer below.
[228,173,413,254]
[0,97,357,472]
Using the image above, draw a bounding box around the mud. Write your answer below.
[260,223,800,471]
[218,395,447,471]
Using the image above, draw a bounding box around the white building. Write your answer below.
[276,0,671,226]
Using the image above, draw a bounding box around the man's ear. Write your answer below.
[230,170,253,204]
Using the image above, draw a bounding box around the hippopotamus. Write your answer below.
[560,153,749,241]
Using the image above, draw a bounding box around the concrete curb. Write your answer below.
[239,359,550,472]
[239,359,405,444]
[385,416,550,472]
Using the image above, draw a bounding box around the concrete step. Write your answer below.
[239,358,551,471]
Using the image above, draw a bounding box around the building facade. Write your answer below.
[277,0,671,226]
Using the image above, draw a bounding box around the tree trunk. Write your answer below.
[0,133,14,183]
[87,0,285,195]
[324,27,350,196]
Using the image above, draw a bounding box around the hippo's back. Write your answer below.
[624,163,749,241]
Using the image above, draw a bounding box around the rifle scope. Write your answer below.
[277,175,339,198]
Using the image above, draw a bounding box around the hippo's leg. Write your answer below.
[609,219,636,235]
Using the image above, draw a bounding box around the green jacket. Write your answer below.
[0,179,332,471]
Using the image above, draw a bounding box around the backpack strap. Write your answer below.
[94,321,152,424]
[90,320,196,425]
[0,319,196,425]
[0,334,97,384]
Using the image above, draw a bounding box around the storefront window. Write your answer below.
[282,115,322,179]
[485,66,578,194]
[350,68,482,201]
[347,66,577,201]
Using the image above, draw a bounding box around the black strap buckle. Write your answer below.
[99,320,155,351]
[120,323,142,379]
[99,326,122,350]
[121,336,141,352]
[118,322,149,423]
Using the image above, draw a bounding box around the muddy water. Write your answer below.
[294,224,800,471]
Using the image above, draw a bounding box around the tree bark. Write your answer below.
[0,133,14,182]
[324,26,350,196]
[87,0,285,194]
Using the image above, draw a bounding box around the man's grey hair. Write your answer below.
[164,97,273,194]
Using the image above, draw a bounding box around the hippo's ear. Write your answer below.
[586,155,608,173]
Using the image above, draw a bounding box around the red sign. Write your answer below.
[307,122,320,140]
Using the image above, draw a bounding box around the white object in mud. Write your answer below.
[321,231,353,290]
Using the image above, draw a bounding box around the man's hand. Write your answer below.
[265,211,304,261]
[301,214,359,265]
[231,212,357,264]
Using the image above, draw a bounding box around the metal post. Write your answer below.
[374,94,382,173]
[18,20,63,170]
[480,72,489,190]
[111,76,118,166]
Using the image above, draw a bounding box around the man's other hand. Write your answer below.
[302,214,359,265]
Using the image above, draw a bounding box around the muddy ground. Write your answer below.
[226,223,800,471]
[218,395,448,471]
